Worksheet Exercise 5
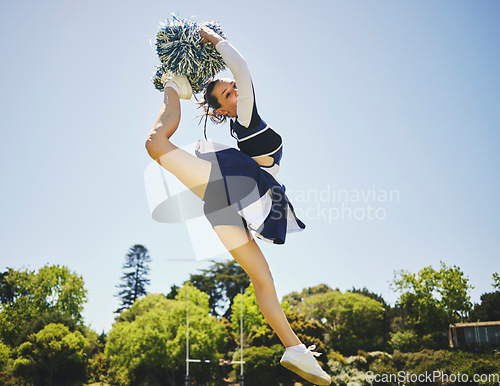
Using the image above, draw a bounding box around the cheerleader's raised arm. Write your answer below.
[214,41,254,128]
[200,27,253,127]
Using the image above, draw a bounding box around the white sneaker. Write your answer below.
[161,72,193,100]
[280,345,331,385]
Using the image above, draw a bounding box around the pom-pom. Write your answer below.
[152,15,227,93]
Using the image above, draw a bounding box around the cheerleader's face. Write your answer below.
[212,79,238,118]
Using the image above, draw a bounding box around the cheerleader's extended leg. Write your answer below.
[146,87,212,199]
[213,224,302,347]
[214,225,330,385]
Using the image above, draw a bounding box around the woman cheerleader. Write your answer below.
[145,26,331,385]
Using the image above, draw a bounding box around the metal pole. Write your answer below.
[239,287,244,386]
[185,284,190,386]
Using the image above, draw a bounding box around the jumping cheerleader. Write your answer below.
[145,26,331,385]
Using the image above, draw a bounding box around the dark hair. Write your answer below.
[204,81,221,109]
[197,79,228,139]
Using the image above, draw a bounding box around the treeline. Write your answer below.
[0,248,499,385]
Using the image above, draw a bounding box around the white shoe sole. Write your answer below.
[281,359,331,385]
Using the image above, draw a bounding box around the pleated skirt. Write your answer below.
[195,140,305,244]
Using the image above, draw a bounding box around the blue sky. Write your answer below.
[1,0,499,333]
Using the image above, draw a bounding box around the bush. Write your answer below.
[369,349,500,385]
[326,349,500,386]
[328,351,372,386]
[389,330,420,352]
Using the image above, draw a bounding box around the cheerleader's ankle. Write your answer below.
[161,72,193,100]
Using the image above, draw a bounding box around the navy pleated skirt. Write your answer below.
[195,140,305,244]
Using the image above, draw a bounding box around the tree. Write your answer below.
[470,292,500,322]
[492,272,500,290]
[285,285,385,355]
[349,286,389,307]
[190,260,250,319]
[391,262,473,346]
[166,284,180,299]
[106,285,226,386]
[13,323,89,386]
[469,274,500,322]
[350,286,393,348]
[0,266,87,347]
[115,244,152,313]
[312,291,384,355]
[284,284,333,310]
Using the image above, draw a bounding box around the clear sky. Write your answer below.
[1,0,499,333]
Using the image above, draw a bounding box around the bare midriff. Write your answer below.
[252,155,274,167]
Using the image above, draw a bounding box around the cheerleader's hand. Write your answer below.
[199,26,224,45]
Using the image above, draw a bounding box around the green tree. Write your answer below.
[350,287,393,349]
[492,272,499,290]
[115,244,152,313]
[391,262,473,344]
[469,277,500,322]
[285,285,385,355]
[13,323,89,386]
[106,284,226,386]
[0,266,87,347]
[166,284,180,299]
[350,286,389,307]
[283,284,333,311]
[469,272,500,322]
[190,260,250,319]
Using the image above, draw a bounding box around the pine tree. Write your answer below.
[115,245,152,313]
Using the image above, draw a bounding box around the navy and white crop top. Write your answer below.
[216,41,283,163]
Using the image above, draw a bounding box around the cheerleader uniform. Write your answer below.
[195,40,305,244]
